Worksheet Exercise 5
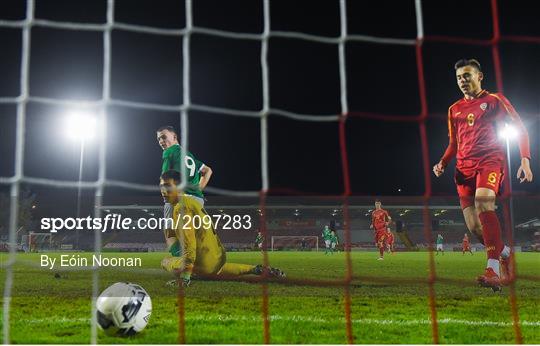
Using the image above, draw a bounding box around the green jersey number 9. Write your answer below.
[185,156,196,177]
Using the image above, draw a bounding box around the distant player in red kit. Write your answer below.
[462,233,473,255]
[386,228,395,254]
[433,59,533,291]
[370,200,392,260]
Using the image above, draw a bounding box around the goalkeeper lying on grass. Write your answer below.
[160,169,285,286]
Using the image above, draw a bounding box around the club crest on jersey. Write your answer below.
[480,103,487,110]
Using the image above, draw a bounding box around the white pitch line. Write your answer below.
[16,315,540,328]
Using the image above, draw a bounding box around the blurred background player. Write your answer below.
[462,233,473,255]
[433,58,533,290]
[160,170,284,286]
[330,230,339,254]
[300,237,307,251]
[436,233,444,255]
[255,230,264,252]
[386,228,395,254]
[157,125,213,258]
[322,225,333,254]
[370,200,391,260]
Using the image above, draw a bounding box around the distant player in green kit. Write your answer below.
[436,234,444,255]
[330,230,339,253]
[322,225,333,254]
[255,231,264,251]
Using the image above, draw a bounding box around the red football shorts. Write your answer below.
[455,161,505,209]
[375,229,386,247]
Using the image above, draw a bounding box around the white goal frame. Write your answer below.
[270,236,319,252]
[27,232,53,252]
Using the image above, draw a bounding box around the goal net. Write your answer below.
[0,0,537,344]
[271,236,318,252]
[27,232,53,252]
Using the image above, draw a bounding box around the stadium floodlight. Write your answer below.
[65,111,97,141]
[64,110,97,250]
[499,123,518,140]
[499,123,518,236]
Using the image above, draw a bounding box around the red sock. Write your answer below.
[478,211,504,260]
[379,247,384,257]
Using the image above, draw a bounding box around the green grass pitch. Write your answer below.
[1,251,539,344]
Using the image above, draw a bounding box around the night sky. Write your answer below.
[0,0,539,220]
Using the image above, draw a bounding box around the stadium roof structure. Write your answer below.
[516,218,540,230]
[96,202,465,224]
[96,196,540,228]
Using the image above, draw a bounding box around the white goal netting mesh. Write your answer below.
[1,0,534,344]
[0,0,358,340]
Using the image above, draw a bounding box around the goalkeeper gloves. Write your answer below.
[168,240,181,257]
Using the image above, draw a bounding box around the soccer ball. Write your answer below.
[96,282,152,336]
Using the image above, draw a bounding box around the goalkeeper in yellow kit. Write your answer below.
[159,169,285,286]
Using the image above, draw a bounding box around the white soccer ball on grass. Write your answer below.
[96,282,152,336]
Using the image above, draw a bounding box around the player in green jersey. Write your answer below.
[436,234,444,255]
[322,225,333,254]
[255,231,264,251]
[158,126,212,200]
[330,230,339,253]
[157,126,213,256]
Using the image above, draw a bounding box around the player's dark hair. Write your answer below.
[454,58,482,72]
[161,169,180,183]
[157,125,177,135]
[375,199,381,203]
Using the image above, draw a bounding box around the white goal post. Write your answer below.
[270,236,319,252]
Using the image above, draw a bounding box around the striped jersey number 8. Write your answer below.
[467,113,475,126]
[185,156,196,177]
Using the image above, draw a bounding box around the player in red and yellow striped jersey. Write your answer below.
[433,59,533,291]
[370,200,391,260]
